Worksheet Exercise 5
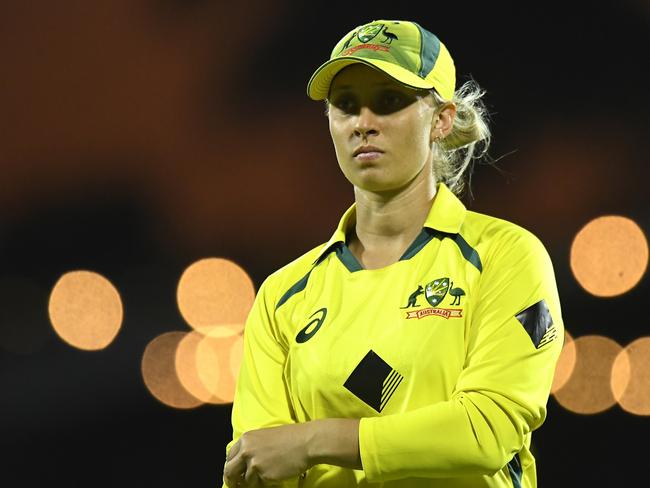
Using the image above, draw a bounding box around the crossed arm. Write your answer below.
[223,418,361,487]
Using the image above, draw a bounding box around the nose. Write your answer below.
[353,106,379,138]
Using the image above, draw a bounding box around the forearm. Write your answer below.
[359,393,533,482]
[307,418,362,470]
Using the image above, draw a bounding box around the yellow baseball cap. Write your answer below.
[307,20,456,101]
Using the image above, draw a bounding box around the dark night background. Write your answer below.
[1,1,649,486]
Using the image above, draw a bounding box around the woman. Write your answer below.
[223,19,563,488]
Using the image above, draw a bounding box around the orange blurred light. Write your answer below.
[194,328,242,404]
[612,337,650,415]
[174,326,243,405]
[141,331,203,409]
[551,330,576,394]
[48,270,123,350]
[570,216,648,297]
[176,258,255,332]
[553,335,622,415]
[175,329,220,404]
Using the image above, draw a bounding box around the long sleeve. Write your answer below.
[221,277,300,488]
[358,227,564,482]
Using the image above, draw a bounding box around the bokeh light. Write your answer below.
[553,335,622,415]
[176,258,255,332]
[194,327,243,404]
[48,270,123,350]
[141,331,203,409]
[612,337,650,415]
[174,325,240,404]
[570,216,648,297]
[175,329,221,404]
[551,330,576,394]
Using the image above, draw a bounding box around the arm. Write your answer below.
[222,278,301,488]
[307,418,361,470]
[358,228,564,482]
[223,417,362,487]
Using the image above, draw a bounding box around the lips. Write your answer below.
[353,145,383,157]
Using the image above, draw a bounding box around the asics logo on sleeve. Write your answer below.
[296,308,328,343]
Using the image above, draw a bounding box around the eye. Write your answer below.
[384,92,404,106]
[374,90,413,114]
[330,95,358,114]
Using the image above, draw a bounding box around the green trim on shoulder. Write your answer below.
[400,229,434,260]
[316,230,481,273]
[451,233,483,272]
[275,270,313,311]
[507,453,523,488]
[336,243,364,272]
[426,229,482,272]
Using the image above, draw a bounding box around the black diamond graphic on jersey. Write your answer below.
[344,350,403,412]
[515,299,554,348]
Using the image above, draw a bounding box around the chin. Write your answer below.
[354,176,406,194]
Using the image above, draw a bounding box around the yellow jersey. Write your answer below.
[223,183,563,488]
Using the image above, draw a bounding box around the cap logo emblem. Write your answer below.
[357,23,383,43]
[338,24,400,57]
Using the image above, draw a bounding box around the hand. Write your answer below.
[223,423,313,487]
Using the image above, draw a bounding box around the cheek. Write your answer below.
[410,104,435,147]
[397,120,432,162]
[328,119,348,159]
[328,119,351,174]
[328,117,339,145]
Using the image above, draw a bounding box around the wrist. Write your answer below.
[305,419,327,467]
[305,418,362,470]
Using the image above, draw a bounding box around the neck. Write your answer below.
[352,174,437,243]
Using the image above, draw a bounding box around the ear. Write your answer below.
[430,102,457,142]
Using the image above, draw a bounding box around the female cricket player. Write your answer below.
[222,19,563,488]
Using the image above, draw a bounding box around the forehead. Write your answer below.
[330,64,405,92]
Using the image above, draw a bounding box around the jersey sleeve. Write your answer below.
[358,227,564,482]
[221,277,300,488]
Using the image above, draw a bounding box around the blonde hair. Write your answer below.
[432,78,491,197]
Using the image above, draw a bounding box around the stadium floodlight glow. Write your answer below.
[176,257,255,332]
[553,335,622,415]
[48,270,123,351]
[141,331,204,409]
[612,337,650,416]
[570,216,648,297]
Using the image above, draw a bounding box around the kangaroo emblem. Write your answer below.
[401,285,424,308]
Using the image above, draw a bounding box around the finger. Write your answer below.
[244,463,260,488]
[223,453,246,488]
[224,467,244,488]
[224,469,244,488]
[222,474,232,488]
[227,440,241,461]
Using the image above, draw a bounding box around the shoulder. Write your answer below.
[462,210,552,271]
[464,209,545,245]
